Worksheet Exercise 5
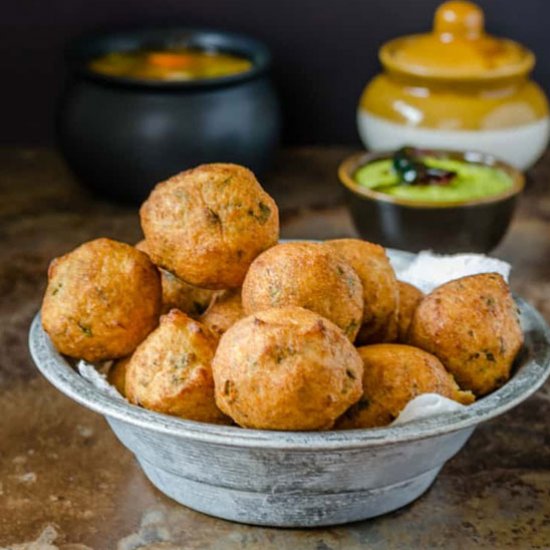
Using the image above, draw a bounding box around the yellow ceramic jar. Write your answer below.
[358,0,549,169]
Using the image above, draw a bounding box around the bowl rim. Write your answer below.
[338,149,525,209]
[28,248,550,450]
[66,26,272,90]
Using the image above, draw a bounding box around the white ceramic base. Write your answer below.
[357,111,550,170]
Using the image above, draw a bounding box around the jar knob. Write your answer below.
[434,1,484,41]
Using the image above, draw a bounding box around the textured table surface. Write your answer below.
[1,148,549,549]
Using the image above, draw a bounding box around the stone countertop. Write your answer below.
[1,148,549,549]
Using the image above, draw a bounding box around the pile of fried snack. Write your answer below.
[41,163,524,431]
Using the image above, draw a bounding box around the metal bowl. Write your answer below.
[29,250,550,527]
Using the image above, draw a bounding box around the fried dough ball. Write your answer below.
[200,289,244,338]
[159,270,215,316]
[125,309,228,423]
[213,307,363,430]
[397,281,425,342]
[108,356,130,397]
[41,238,161,362]
[325,239,398,344]
[140,163,279,289]
[242,242,363,340]
[337,344,474,429]
[408,273,523,396]
[136,240,214,316]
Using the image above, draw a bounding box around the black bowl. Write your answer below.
[57,28,281,203]
[338,150,524,253]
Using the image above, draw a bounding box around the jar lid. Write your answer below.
[379,1,534,80]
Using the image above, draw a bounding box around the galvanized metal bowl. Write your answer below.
[29,250,550,527]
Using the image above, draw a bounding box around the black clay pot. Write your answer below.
[338,150,525,254]
[57,28,281,203]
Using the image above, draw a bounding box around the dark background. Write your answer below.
[4,0,550,145]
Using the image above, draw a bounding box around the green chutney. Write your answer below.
[354,157,514,202]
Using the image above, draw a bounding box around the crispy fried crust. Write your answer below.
[212,307,364,430]
[408,273,523,396]
[41,238,161,362]
[242,242,364,341]
[108,356,131,396]
[337,344,474,429]
[325,239,398,344]
[140,163,279,289]
[396,281,425,342]
[200,289,244,338]
[136,240,214,316]
[125,309,229,423]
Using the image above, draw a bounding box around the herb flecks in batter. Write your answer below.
[345,320,359,338]
[206,207,221,225]
[248,202,271,225]
[346,276,358,296]
[51,284,62,296]
[257,202,271,224]
[268,284,281,304]
[172,352,196,371]
[77,322,93,337]
[223,379,237,403]
[172,189,188,201]
[273,346,296,364]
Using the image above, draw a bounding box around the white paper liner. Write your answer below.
[78,360,125,401]
[396,251,510,293]
[391,393,466,425]
[76,250,512,427]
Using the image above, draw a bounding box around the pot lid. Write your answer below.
[380,1,535,80]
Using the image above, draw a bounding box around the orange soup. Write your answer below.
[89,48,253,81]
